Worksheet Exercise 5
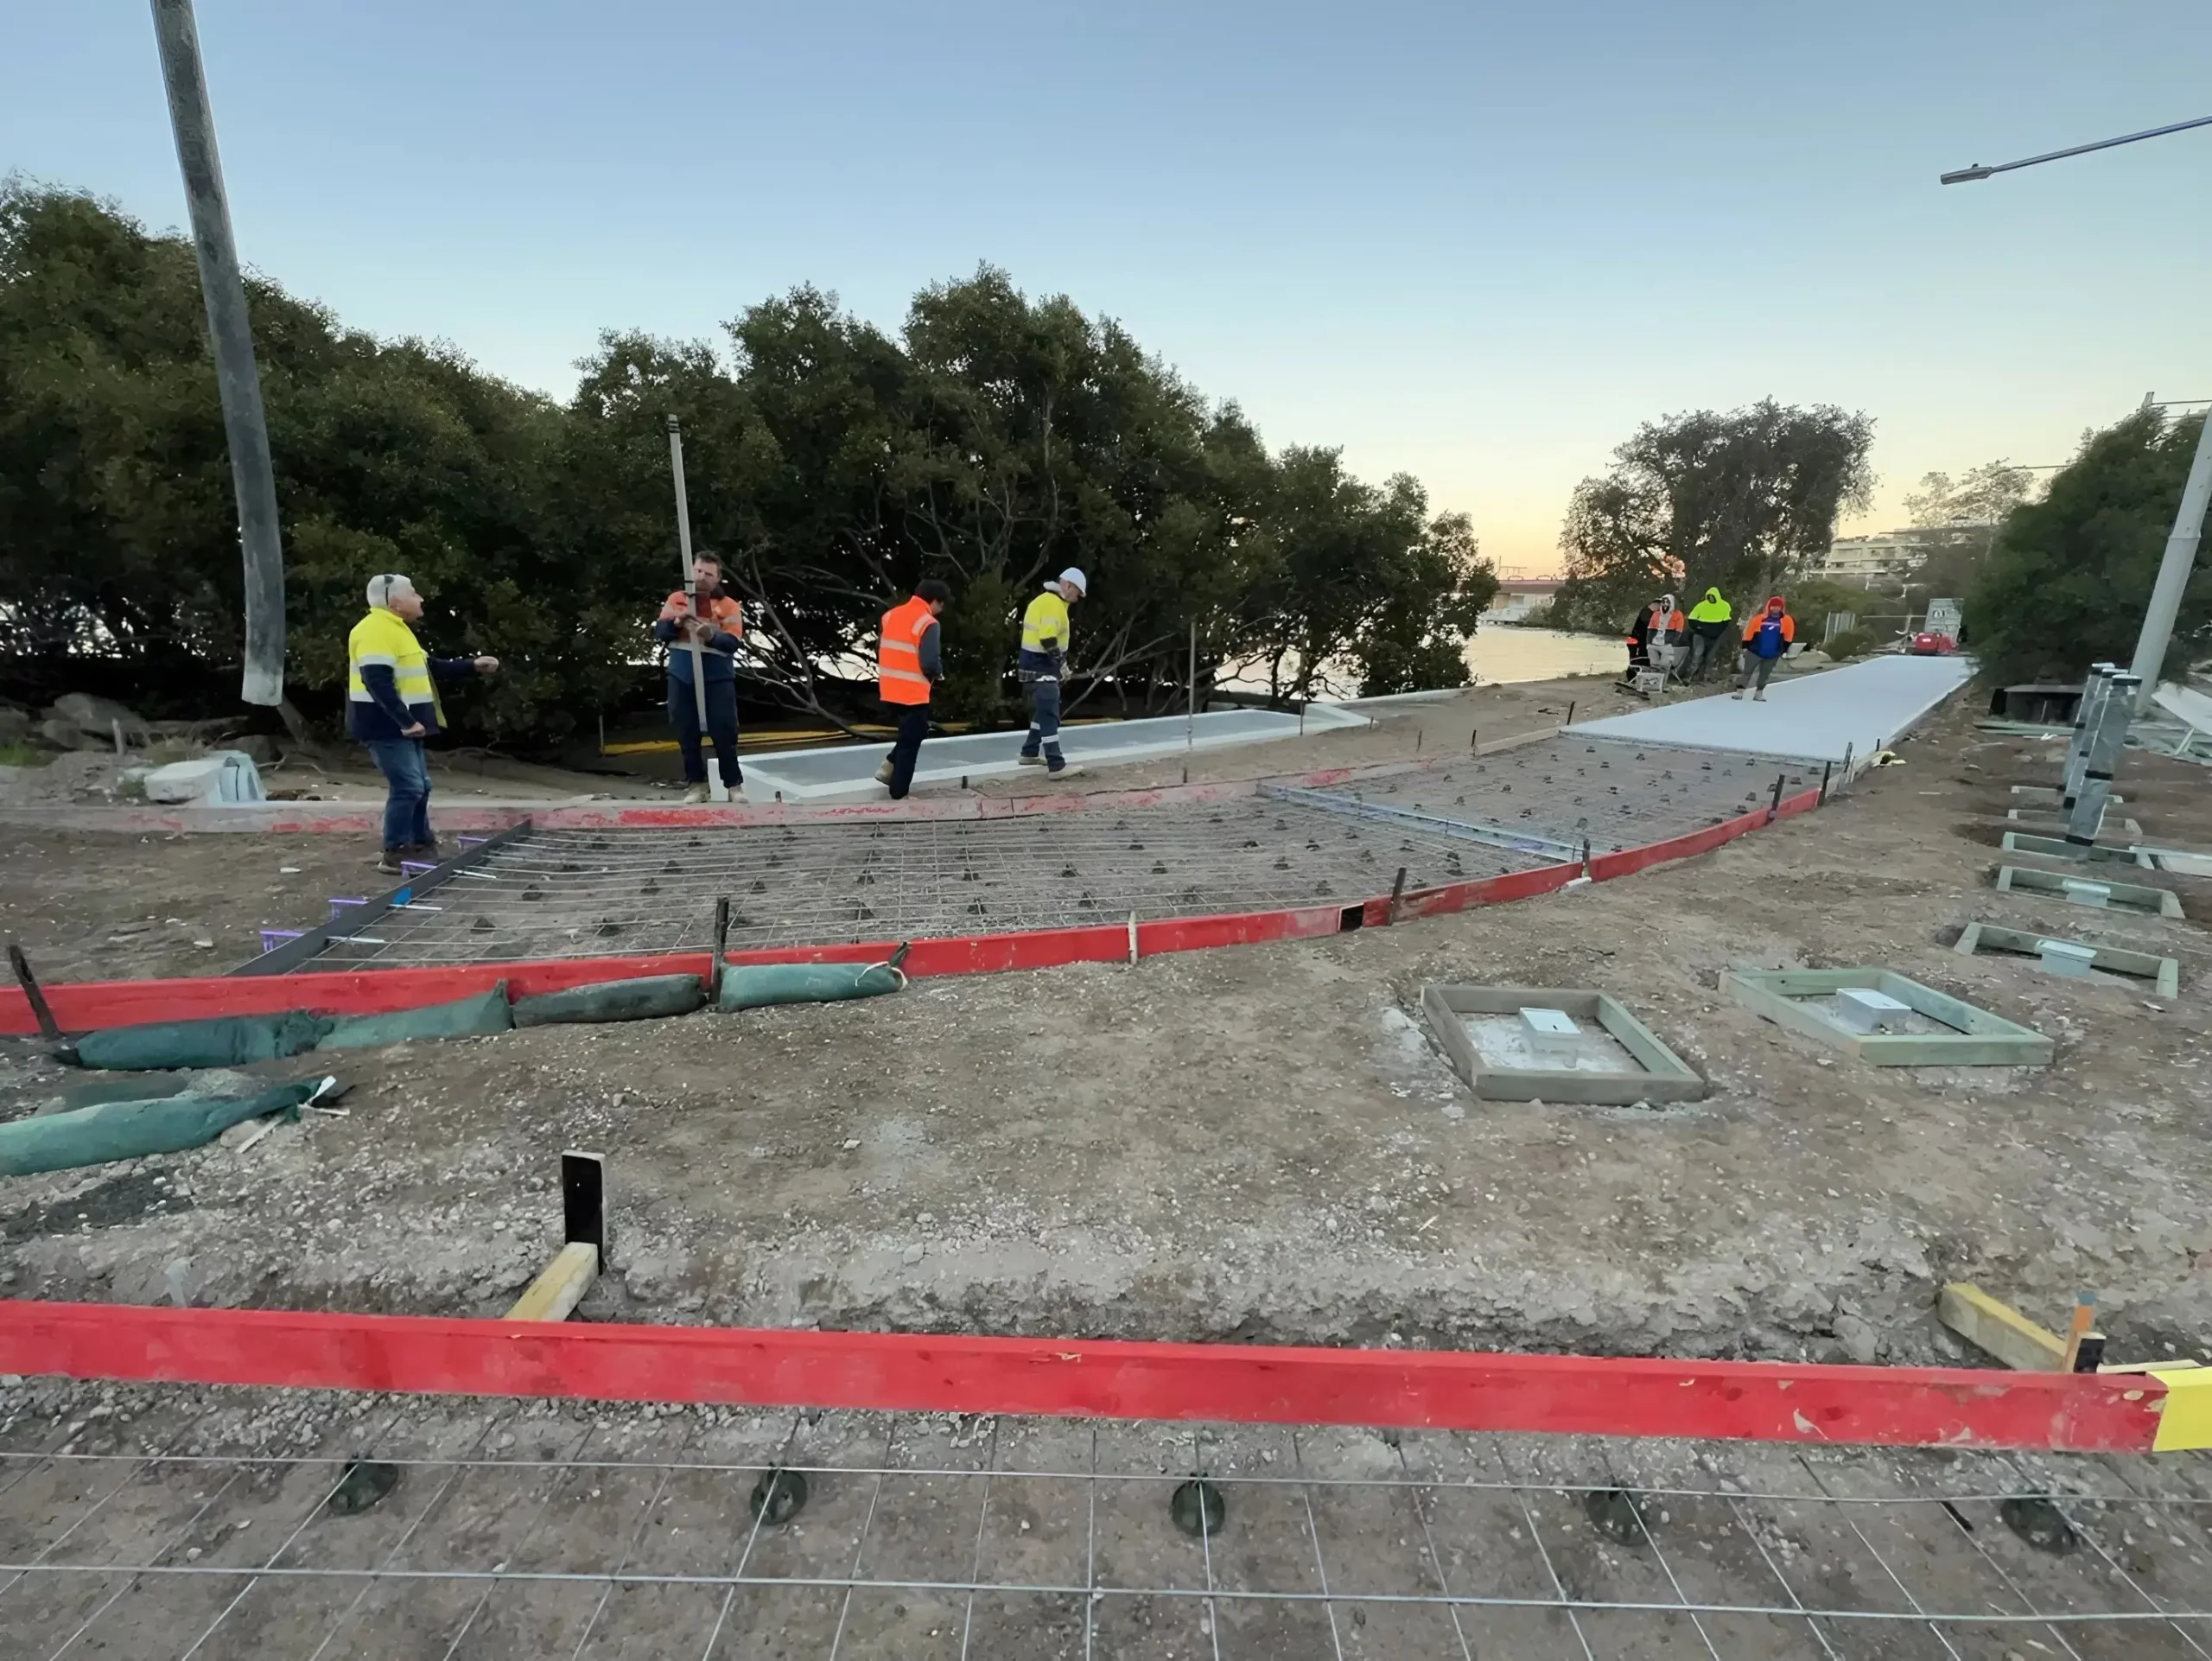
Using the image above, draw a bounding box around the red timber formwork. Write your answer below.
[0,1300,2204,1454]
[0,786,1825,1035]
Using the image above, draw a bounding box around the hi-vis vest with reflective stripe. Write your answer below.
[877,595,937,705]
[1020,589,1071,655]
[347,607,443,722]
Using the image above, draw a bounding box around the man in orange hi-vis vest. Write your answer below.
[874,578,951,799]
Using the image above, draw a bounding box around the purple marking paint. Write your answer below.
[399,861,435,876]
[258,929,304,953]
[327,897,368,920]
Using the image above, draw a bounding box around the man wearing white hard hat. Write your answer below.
[346,574,499,875]
[1017,567,1087,779]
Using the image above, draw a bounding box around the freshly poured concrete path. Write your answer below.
[1567,653,1974,763]
[743,703,1370,800]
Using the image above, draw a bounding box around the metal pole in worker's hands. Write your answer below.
[665,416,725,801]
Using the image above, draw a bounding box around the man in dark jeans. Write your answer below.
[874,578,951,799]
[346,573,499,874]
[653,552,745,803]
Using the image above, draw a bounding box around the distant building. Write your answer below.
[1485,578,1561,620]
[1810,525,1992,583]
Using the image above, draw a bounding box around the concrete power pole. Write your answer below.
[2126,409,2212,711]
[149,0,287,706]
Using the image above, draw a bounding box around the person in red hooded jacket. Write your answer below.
[1732,595,1796,701]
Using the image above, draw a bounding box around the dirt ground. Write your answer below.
[3,679,2209,1378]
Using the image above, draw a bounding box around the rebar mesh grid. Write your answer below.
[1315,737,1822,856]
[287,800,1554,971]
[1,1408,2207,1658]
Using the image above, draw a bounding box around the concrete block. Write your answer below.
[2034,939,2098,979]
[143,751,266,805]
[1834,987,1911,1034]
[2060,878,2109,908]
[1518,1007,1580,1059]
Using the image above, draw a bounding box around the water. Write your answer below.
[1465,621,1623,684]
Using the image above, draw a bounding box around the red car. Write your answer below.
[1908,632,1957,656]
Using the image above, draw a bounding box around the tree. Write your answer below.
[1548,399,1875,632]
[1967,408,2210,684]
[1902,461,2038,601]
[3,185,1492,741]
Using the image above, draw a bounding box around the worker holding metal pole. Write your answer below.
[149,0,285,706]
[1186,616,1198,752]
[654,551,745,805]
[663,417,734,802]
[1015,568,1087,780]
[2126,411,2212,713]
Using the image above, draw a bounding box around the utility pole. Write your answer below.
[149,0,286,706]
[2126,409,2212,710]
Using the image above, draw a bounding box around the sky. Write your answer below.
[5,1,2209,574]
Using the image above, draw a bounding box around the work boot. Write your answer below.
[1730,690,1745,700]
[410,838,443,862]
[1046,763,1084,781]
[874,758,895,786]
[374,850,404,875]
[1018,753,1046,767]
[680,783,709,805]
[1753,690,1768,702]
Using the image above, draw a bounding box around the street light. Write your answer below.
[1940,116,2212,708]
[1939,112,2212,184]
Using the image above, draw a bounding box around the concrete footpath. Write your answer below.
[1567,652,1974,763]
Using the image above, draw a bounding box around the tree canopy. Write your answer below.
[1966,408,2209,684]
[0,180,1494,740]
[1546,399,1875,632]
[1901,460,2038,603]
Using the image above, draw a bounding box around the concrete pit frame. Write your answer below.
[1721,967,2053,1066]
[1419,983,1706,1104]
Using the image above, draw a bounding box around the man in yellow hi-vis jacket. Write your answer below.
[347,574,499,874]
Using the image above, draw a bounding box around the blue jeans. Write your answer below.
[1020,676,1065,765]
[365,738,432,850]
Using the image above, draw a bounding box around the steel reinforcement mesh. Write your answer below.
[0,1401,2206,1658]
[1306,736,1823,856]
[291,799,1552,970]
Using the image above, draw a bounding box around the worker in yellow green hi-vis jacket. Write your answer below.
[1016,568,1087,780]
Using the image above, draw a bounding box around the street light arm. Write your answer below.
[1941,112,2212,183]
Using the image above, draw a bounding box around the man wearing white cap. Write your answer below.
[1017,568,1087,779]
[346,574,499,874]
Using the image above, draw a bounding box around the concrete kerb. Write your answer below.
[1992,863,2186,919]
[1419,984,1706,1104]
[1952,920,2181,998]
[1720,966,2054,1066]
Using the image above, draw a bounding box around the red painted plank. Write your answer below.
[0,1301,2169,1452]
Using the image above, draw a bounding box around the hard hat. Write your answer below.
[1058,567,1088,595]
[367,573,418,608]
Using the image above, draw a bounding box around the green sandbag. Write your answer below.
[72,1011,334,1072]
[716,962,906,1013]
[320,984,513,1050]
[54,1072,203,1112]
[0,1077,333,1177]
[512,974,703,1028]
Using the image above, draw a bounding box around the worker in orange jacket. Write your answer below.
[874,578,952,799]
[1732,595,1796,702]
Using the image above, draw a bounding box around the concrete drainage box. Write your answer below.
[1720,968,2052,1067]
[1420,984,1705,1104]
[1954,921,2180,997]
[1993,863,2184,919]
[1999,830,2152,868]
